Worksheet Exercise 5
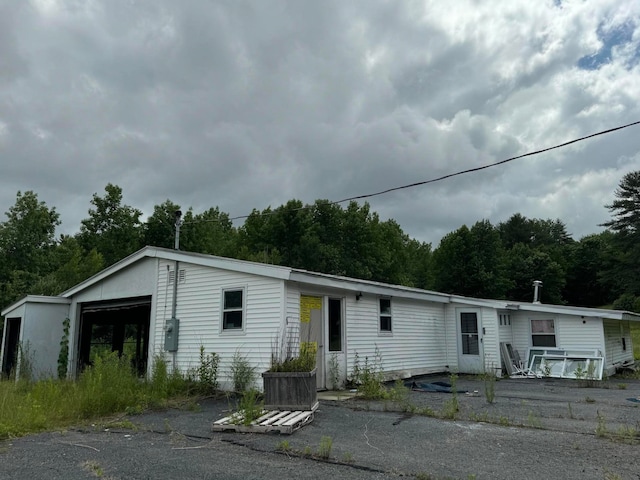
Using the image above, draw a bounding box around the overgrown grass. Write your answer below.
[0,352,193,440]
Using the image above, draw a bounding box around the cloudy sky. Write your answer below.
[2,0,639,246]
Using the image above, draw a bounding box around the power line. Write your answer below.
[179,120,640,225]
[225,120,640,222]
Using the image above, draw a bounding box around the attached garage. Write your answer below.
[77,297,152,376]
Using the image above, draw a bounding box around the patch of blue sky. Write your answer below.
[577,21,638,70]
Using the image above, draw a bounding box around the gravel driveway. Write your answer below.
[1,375,639,480]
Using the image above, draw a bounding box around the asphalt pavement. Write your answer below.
[1,375,639,480]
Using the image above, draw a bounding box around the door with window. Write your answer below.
[457,311,484,372]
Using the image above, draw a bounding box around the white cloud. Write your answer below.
[1,0,639,248]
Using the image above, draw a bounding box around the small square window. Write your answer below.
[531,319,555,347]
[223,289,244,330]
[379,298,392,332]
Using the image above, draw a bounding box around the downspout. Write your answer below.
[172,209,181,319]
[171,210,182,367]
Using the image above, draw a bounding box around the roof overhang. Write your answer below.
[61,246,292,298]
[289,271,450,303]
[1,295,71,317]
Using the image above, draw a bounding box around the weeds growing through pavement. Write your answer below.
[317,436,333,459]
[481,370,496,404]
[276,440,291,452]
[441,374,459,419]
[525,411,542,429]
[596,410,608,437]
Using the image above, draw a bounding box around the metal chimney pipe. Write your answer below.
[532,280,543,304]
[174,210,182,250]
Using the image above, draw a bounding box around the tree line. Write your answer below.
[1,171,639,332]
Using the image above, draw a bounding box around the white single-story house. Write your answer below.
[2,246,638,386]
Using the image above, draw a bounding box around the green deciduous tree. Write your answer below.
[563,232,616,307]
[0,191,61,309]
[505,243,565,304]
[78,184,143,266]
[181,207,238,256]
[143,199,182,249]
[30,236,104,295]
[432,220,509,298]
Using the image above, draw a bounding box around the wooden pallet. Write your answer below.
[212,403,318,435]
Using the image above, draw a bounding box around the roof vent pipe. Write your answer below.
[174,210,183,250]
[532,280,543,304]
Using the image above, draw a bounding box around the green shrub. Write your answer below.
[270,344,316,372]
[230,350,256,392]
[350,346,387,400]
[195,346,219,394]
[77,352,144,417]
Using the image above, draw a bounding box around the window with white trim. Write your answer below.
[531,319,556,347]
[499,313,511,326]
[379,298,392,332]
[222,288,244,330]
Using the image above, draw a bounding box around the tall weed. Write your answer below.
[0,351,196,440]
[229,350,256,392]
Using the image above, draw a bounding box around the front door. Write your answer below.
[457,311,484,373]
[300,295,324,389]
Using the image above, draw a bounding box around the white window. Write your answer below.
[499,313,511,326]
[531,319,556,347]
[222,288,244,330]
[379,298,392,332]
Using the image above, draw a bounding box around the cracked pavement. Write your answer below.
[1,376,640,479]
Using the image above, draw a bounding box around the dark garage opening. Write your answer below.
[2,317,22,378]
[78,297,151,376]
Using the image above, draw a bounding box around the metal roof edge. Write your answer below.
[288,270,450,303]
[61,247,154,297]
[61,246,293,298]
[2,295,70,317]
[151,247,292,280]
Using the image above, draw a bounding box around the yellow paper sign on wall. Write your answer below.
[300,295,322,323]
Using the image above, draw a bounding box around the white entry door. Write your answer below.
[457,311,484,373]
[300,295,324,389]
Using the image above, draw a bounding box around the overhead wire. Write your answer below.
[179,120,640,225]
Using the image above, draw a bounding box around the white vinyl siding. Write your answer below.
[347,296,447,379]
[603,319,634,367]
[481,308,500,374]
[153,259,284,390]
[74,257,156,303]
[1,300,70,380]
[554,315,604,352]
